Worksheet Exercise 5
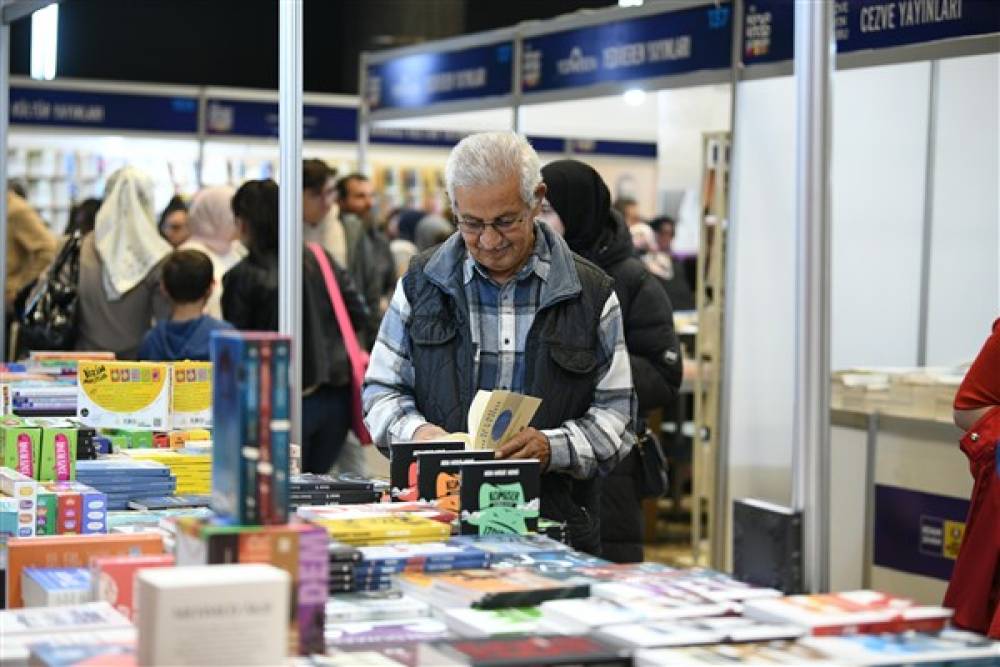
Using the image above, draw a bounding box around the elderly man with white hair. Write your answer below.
[362,131,636,554]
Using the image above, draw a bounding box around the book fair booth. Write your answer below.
[0,0,998,665]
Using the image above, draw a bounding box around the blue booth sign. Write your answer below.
[873,484,969,581]
[521,3,732,95]
[9,87,197,133]
[366,42,514,112]
[744,0,1000,66]
[206,98,357,141]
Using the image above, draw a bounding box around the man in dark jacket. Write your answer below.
[541,159,683,562]
[362,133,636,555]
[336,174,397,343]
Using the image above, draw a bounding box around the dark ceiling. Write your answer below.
[9,0,616,95]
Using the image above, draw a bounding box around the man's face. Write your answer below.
[623,203,643,228]
[454,173,542,284]
[657,223,675,253]
[162,211,190,247]
[339,178,374,218]
[303,177,336,226]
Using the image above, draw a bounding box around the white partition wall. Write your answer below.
[725,54,997,570]
[727,74,798,511]
[830,61,932,370]
[926,53,1000,365]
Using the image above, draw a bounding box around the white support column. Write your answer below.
[278,0,303,446]
[792,0,834,593]
[511,37,522,133]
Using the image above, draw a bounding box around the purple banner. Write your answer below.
[873,484,969,581]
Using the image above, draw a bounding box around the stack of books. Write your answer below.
[121,449,211,495]
[289,473,383,509]
[398,567,590,610]
[329,541,363,594]
[8,384,78,417]
[313,513,452,547]
[352,542,491,592]
[75,459,176,511]
[741,590,954,636]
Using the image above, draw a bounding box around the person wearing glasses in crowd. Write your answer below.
[363,132,636,555]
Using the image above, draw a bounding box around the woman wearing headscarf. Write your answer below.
[76,166,171,358]
[179,185,245,319]
[540,159,683,563]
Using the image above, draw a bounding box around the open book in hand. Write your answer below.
[441,390,542,450]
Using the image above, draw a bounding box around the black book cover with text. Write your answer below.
[388,440,464,501]
[416,449,494,511]
[459,460,540,536]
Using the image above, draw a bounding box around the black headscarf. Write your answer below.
[541,159,634,269]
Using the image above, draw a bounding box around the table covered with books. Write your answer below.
[0,346,997,665]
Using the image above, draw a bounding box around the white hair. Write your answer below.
[445,132,542,210]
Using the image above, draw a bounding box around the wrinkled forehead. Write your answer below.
[453,173,523,218]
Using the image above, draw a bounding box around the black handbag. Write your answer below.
[18,231,83,352]
[634,427,669,499]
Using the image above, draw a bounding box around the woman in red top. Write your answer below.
[944,318,1000,638]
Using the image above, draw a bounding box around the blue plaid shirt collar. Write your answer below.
[462,221,552,287]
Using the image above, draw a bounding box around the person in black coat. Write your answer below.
[541,159,682,562]
[222,179,369,474]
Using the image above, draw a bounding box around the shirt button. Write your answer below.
[970,432,980,442]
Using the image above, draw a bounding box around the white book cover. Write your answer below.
[596,620,724,649]
[0,602,133,664]
[136,564,289,666]
[441,607,542,638]
[539,597,642,633]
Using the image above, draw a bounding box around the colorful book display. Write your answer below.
[211,331,290,525]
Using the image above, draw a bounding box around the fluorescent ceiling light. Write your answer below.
[623,88,646,106]
[618,0,645,6]
[31,4,59,81]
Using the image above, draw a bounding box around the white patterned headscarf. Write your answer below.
[94,166,172,300]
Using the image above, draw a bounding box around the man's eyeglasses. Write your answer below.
[456,210,528,236]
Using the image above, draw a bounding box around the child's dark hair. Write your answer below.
[232,179,279,255]
[162,249,214,303]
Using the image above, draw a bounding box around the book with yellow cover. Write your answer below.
[314,514,451,546]
[77,361,170,430]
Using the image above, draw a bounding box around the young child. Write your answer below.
[139,249,233,361]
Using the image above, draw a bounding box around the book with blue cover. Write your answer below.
[76,460,170,475]
[21,567,92,607]
[212,332,290,525]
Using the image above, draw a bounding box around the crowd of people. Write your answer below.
[4,132,694,561]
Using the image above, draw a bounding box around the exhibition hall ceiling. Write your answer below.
[9,0,615,95]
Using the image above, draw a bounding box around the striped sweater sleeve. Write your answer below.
[542,291,637,479]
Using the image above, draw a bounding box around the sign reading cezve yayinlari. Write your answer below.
[521,3,733,94]
[743,0,1000,66]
